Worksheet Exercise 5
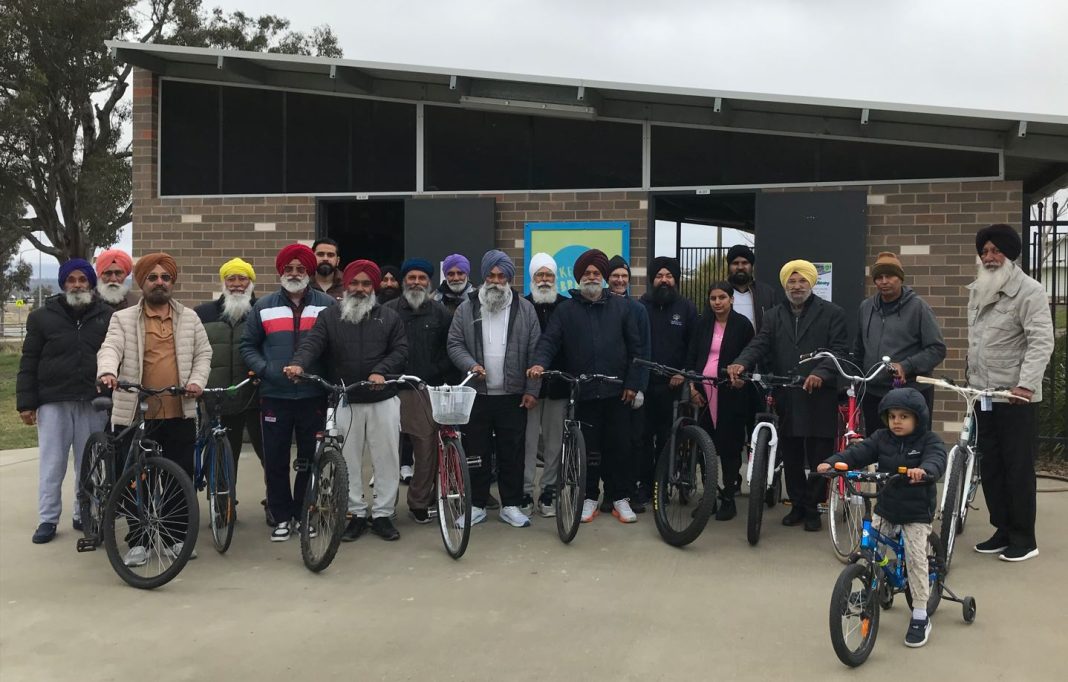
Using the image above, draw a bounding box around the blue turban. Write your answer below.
[58,258,97,288]
[480,249,515,281]
[400,257,434,279]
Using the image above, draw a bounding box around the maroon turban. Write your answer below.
[573,248,610,280]
[275,244,316,276]
[343,260,382,289]
[132,252,178,288]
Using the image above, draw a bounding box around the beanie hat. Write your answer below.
[58,258,97,288]
[607,255,630,276]
[529,252,557,283]
[275,244,316,276]
[343,260,382,289]
[871,252,905,281]
[574,249,610,280]
[779,259,818,288]
[975,224,1021,261]
[725,244,756,266]
[650,256,681,283]
[480,250,515,281]
[219,257,256,282]
[94,249,133,278]
[442,253,471,276]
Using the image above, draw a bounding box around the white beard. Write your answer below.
[96,280,130,305]
[280,274,310,294]
[579,281,603,301]
[479,282,512,313]
[221,283,254,323]
[447,279,468,294]
[972,259,1014,307]
[531,283,557,304]
[403,284,428,309]
[65,291,93,308]
[340,291,376,324]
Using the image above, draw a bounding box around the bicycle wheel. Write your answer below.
[102,456,200,590]
[746,428,771,546]
[77,432,114,547]
[556,426,587,544]
[905,532,945,616]
[300,446,349,573]
[959,450,979,533]
[829,475,864,563]
[938,447,966,574]
[653,424,718,547]
[437,436,472,559]
[829,561,881,667]
[207,437,237,553]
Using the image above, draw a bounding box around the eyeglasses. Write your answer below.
[146,273,173,283]
[284,265,307,275]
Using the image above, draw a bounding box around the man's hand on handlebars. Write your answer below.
[98,373,118,391]
[283,365,304,381]
[726,364,745,383]
[1009,386,1034,405]
[803,374,823,393]
[669,373,685,389]
[816,462,833,474]
[526,365,544,379]
[368,373,386,390]
[184,383,204,398]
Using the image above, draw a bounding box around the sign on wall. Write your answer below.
[523,221,630,295]
[813,262,833,301]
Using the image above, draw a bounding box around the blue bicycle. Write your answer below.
[820,465,976,667]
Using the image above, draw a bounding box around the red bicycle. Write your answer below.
[423,372,478,559]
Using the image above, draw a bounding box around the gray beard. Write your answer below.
[96,281,130,305]
[403,285,428,309]
[340,292,376,324]
[788,289,812,309]
[221,284,254,323]
[972,260,1014,307]
[479,283,512,313]
[280,275,310,294]
[531,284,556,304]
[579,282,603,301]
[65,291,93,308]
[447,279,468,294]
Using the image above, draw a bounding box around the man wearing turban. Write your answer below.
[18,259,113,544]
[195,257,264,518]
[434,253,474,315]
[241,244,336,542]
[728,258,848,532]
[287,258,408,542]
[968,224,1053,562]
[94,248,137,310]
[97,252,212,563]
[528,248,647,524]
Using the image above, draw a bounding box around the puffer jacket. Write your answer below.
[966,265,1054,402]
[96,299,212,427]
[825,388,947,524]
[195,295,258,414]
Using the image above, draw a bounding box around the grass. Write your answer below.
[0,350,39,450]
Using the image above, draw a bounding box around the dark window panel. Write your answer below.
[350,100,417,192]
[221,87,284,194]
[286,92,350,193]
[531,117,642,189]
[424,107,532,191]
[160,81,220,195]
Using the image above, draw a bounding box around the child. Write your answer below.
[817,387,946,648]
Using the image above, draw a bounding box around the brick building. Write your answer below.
[112,41,1068,438]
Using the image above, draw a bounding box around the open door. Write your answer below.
[404,198,496,284]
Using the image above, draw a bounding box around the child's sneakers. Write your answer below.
[904,617,932,648]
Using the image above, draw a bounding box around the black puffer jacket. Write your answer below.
[195,296,258,414]
[383,295,452,386]
[825,388,947,524]
[16,296,113,411]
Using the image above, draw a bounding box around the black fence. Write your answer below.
[678,246,731,311]
[1025,200,1067,458]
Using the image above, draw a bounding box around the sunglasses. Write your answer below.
[146,273,173,283]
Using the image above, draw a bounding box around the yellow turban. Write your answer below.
[219,257,256,282]
[779,259,818,288]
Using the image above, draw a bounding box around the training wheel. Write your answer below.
[962,596,977,623]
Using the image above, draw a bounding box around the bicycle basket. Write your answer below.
[427,385,477,425]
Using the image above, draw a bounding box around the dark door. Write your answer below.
[754,191,868,340]
[404,198,496,284]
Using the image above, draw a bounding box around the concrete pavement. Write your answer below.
[1,446,1064,681]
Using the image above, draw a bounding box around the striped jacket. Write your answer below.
[241,287,336,400]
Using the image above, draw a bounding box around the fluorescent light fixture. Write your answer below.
[459,95,597,119]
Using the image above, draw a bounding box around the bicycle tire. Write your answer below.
[829,561,880,667]
[829,475,864,563]
[556,426,586,544]
[905,531,945,616]
[102,456,200,590]
[207,436,237,553]
[78,432,114,547]
[652,424,718,547]
[938,447,966,574]
[959,450,979,533]
[437,436,472,559]
[300,446,348,573]
[746,429,771,546]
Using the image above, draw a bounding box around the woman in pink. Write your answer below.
[686,281,755,520]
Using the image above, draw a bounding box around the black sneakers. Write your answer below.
[341,516,369,542]
[715,496,737,521]
[31,522,57,544]
[974,534,1009,554]
[904,618,932,647]
[803,515,822,532]
[782,507,806,526]
[371,517,400,541]
[408,508,432,524]
[998,546,1039,562]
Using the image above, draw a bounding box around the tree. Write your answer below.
[0,0,342,264]
[0,259,33,338]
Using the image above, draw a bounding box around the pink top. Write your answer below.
[701,320,726,427]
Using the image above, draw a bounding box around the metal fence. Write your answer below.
[678,246,730,311]
[1025,200,1067,457]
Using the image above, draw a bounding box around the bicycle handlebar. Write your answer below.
[199,375,257,396]
[799,351,894,384]
[810,467,933,499]
[914,375,1024,402]
[297,373,414,394]
[735,371,806,388]
[538,370,623,386]
[632,358,716,384]
[114,381,188,397]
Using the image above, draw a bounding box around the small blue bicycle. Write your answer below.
[819,464,977,667]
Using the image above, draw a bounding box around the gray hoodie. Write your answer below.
[853,286,946,395]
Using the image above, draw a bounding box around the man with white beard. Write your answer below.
[448,250,542,528]
[287,260,408,542]
[195,258,265,517]
[242,244,335,542]
[93,249,137,310]
[967,224,1053,563]
[433,253,474,316]
[384,258,452,523]
[17,259,112,544]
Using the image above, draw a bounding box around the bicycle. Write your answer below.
[799,351,895,562]
[536,370,622,544]
[914,375,1023,574]
[818,464,976,668]
[192,374,257,553]
[632,358,718,547]
[76,382,200,590]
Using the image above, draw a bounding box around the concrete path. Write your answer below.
[1,447,1064,681]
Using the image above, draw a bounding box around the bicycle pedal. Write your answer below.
[75,538,98,552]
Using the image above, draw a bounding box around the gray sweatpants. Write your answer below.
[37,401,107,524]
[337,397,401,519]
[872,513,932,610]
[523,398,566,497]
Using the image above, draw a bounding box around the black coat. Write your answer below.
[733,295,849,438]
[383,295,452,386]
[16,296,113,411]
[639,291,698,383]
[687,309,757,423]
[525,292,571,400]
[194,296,258,415]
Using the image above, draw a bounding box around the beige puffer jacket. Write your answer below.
[96,299,212,426]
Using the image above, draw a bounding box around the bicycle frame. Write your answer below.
[747,392,780,490]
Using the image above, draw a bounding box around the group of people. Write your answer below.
[16,224,1053,605]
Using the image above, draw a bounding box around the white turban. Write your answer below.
[529,252,557,283]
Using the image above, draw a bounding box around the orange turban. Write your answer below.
[133,252,178,288]
[95,249,133,277]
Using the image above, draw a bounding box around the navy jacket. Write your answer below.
[640,291,697,380]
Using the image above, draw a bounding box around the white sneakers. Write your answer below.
[580,499,599,523]
[612,499,638,523]
[499,506,532,528]
[271,521,291,542]
[456,506,488,528]
[400,465,414,483]
[163,542,197,560]
[123,545,149,567]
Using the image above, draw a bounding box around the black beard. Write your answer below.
[729,271,751,286]
[652,284,677,305]
[316,262,335,277]
[377,287,401,303]
[145,288,171,305]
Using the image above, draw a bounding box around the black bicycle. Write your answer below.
[633,359,719,547]
[77,382,200,590]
